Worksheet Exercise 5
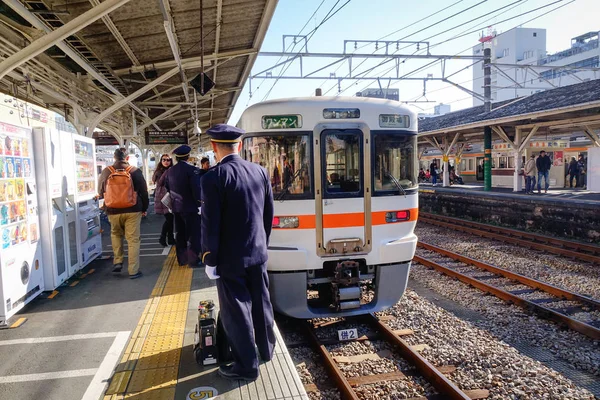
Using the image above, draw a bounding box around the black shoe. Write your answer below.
[217,363,258,381]
[112,264,123,273]
[129,272,143,279]
[159,237,167,247]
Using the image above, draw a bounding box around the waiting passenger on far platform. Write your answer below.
[536,151,552,194]
[152,154,175,246]
[577,154,587,188]
[164,145,202,266]
[430,161,438,185]
[200,124,275,381]
[524,154,537,194]
[98,148,148,279]
[568,157,579,188]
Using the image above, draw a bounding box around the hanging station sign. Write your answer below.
[144,130,188,145]
[92,131,119,146]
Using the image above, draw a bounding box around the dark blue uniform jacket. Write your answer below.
[200,154,274,277]
[165,160,202,213]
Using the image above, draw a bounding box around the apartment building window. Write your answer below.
[523,50,534,59]
[533,32,537,37]
[502,48,510,57]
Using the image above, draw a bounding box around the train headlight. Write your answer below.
[385,210,410,223]
[272,216,299,229]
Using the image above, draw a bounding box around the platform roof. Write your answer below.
[419,78,600,140]
[0,0,277,149]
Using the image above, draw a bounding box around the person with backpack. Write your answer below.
[98,147,149,279]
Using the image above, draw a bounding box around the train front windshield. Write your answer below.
[373,132,418,192]
[242,134,312,199]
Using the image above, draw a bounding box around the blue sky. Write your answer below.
[228,0,599,124]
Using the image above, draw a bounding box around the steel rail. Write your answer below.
[420,212,600,265]
[413,253,600,340]
[303,317,472,399]
[366,314,471,400]
[303,322,358,400]
[418,242,600,309]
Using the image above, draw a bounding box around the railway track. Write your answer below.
[419,212,600,265]
[415,241,600,340]
[284,314,488,400]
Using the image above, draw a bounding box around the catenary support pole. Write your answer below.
[483,47,492,191]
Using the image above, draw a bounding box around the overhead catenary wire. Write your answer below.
[341,0,572,99]
[330,0,528,96]
[314,0,468,94]
[259,0,352,102]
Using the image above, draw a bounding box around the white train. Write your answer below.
[238,97,419,318]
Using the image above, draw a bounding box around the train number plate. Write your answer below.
[337,328,358,342]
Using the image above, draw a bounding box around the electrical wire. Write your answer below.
[331,0,527,96]
[259,0,352,102]
[342,0,571,98]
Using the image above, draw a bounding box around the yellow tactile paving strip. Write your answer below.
[104,249,193,400]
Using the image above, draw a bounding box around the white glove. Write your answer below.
[198,206,202,215]
[205,265,220,280]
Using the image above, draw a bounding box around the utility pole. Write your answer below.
[483,47,492,191]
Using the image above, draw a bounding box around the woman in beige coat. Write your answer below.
[524,154,537,194]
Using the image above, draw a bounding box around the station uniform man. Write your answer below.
[200,124,275,381]
[164,145,202,266]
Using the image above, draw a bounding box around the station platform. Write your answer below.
[0,214,307,400]
[418,184,600,243]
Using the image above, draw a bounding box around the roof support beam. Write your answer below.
[157,0,191,103]
[137,105,183,132]
[1,0,159,130]
[518,125,539,153]
[0,0,132,81]
[583,125,600,147]
[209,0,223,127]
[491,126,515,148]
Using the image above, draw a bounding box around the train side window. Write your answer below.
[372,132,418,194]
[322,130,362,197]
[242,134,313,199]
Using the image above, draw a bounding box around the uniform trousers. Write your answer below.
[216,262,275,375]
[173,212,201,266]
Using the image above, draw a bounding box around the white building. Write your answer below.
[472,28,600,106]
[418,103,451,119]
[355,88,399,101]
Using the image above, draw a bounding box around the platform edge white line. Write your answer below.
[81,331,130,400]
[0,332,121,346]
[0,369,97,383]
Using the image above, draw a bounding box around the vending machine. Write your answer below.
[0,122,44,325]
[71,136,101,267]
[32,127,72,290]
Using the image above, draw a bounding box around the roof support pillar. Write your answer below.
[0,0,132,81]
[513,127,523,193]
[518,125,540,153]
[441,135,450,187]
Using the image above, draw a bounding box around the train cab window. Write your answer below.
[373,132,418,194]
[242,134,312,199]
[322,130,362,196]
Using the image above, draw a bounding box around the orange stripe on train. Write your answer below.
[278,208,418,229]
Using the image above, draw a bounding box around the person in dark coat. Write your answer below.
[152,154,174,246]
[200,124,275,381]
[164,145,202,266]
[536,151,552,193]
[567,157,579,188]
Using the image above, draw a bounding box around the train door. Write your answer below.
[314,125,371,257]
[476,157,484,180]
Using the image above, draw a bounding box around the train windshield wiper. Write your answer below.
[384,170,407,198]
[277,167,304,201]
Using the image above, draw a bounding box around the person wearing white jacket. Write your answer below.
[524,154,537,194]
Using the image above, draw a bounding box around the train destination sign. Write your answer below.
[92,131,119,146]
[261,115,302,129]
[145,130,188,145]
